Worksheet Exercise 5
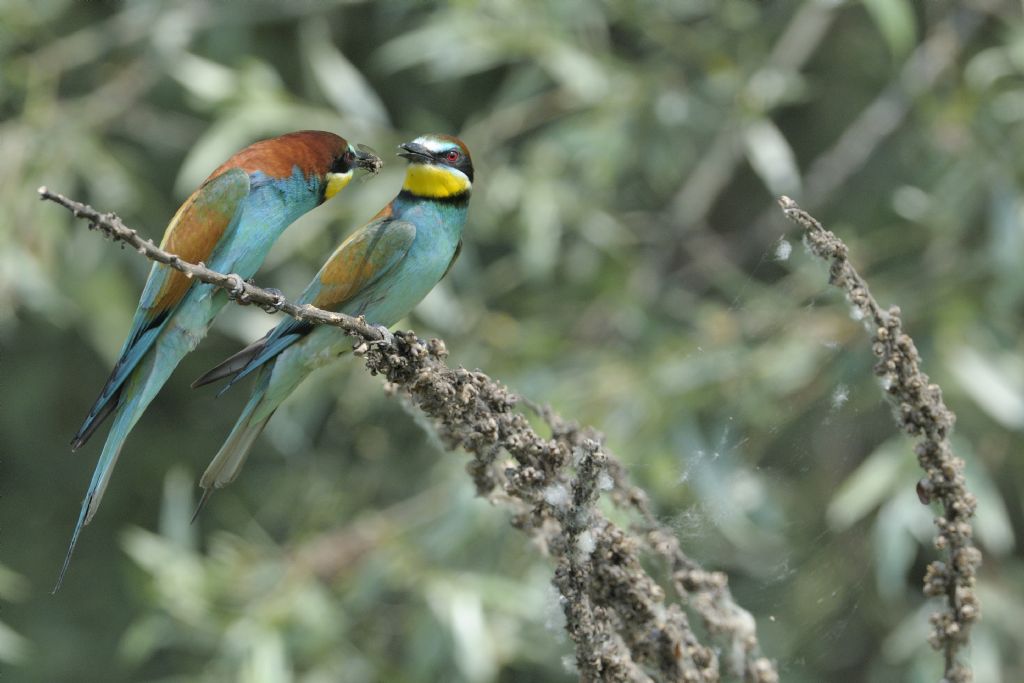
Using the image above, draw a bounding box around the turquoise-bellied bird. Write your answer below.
[191,134,473,513]
[59,131,381,588]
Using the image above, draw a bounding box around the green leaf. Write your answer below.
[300,20,391,126]
[873,495,924,598]
[0,620,29,664]
[949,346,1024,430]
[862,0,916,59]
[827,438,914,531]
[743,119,801,196]
[954,436,1015,556]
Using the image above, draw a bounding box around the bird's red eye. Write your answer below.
[445,149,460,163]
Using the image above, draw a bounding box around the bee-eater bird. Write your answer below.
[190,134,473,514]
[58,131,381,589]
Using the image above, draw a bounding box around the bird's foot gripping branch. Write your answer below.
[41,186,777,682]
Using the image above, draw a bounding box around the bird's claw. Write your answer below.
[371,324,395,347]
[225,273,251,304]
[259,288,287,314]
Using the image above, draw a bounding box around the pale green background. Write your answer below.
[1,1,1022,681]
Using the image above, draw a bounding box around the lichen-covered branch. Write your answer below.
[778,196,981,683]
[41,187,777,682]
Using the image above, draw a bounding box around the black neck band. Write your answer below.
[398,189,471,206]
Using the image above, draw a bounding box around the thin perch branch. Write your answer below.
[778,196,981,683]
[41,187,778,682]
[37,186,387,341]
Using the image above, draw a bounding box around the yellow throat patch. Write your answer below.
[324,170,353,201]
[402,164,471,199]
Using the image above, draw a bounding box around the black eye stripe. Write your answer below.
[330,150,356,173]
[414,143,472,182]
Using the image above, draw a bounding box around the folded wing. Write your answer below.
[193,218,417,391]
[72,168,251,449]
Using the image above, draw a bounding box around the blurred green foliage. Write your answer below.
[2,0,1023,681]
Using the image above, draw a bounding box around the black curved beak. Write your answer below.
[354,146,383,175]
[397,141,433,163]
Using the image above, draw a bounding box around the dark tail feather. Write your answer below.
[190,410,273,521]
[190,487,215,524]
[195,404,276,517]
[72,315,167,450]
[53,492,92,593]
[70,385,121,451]
[191,339,267,389]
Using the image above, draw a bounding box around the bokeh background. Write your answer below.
[2,0,1023,681]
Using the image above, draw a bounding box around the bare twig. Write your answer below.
[778,196,981,683]
[42,187,777,682]
[37,186,385,340]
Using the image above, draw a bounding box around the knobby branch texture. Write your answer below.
[40,186,777,683]
[778,196,981,683]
